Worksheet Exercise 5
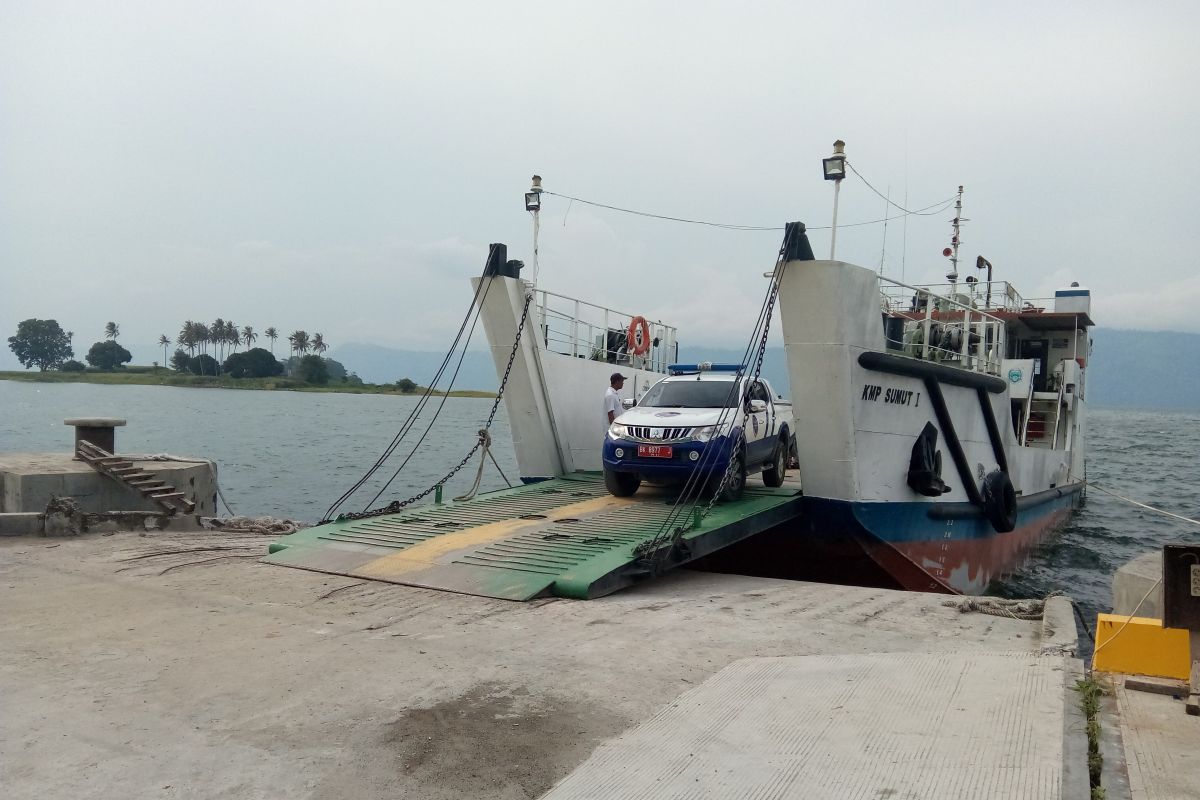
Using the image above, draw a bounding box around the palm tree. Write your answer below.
[241,325,257,349]
[158,334,170,366]
[194,322,212,372]
[311,332,328,357]
[104,322,120,340]
[224,320,239,354]
[212,319,226,361]
[289,330,309,357]
[264,327,278,355]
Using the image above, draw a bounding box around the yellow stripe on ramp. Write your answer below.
[355,494,634,580]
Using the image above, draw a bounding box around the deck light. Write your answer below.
[525,174,543,212]
[822,141,846,181]
[824,140,846,259]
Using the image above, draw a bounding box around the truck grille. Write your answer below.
[626,426,693,442]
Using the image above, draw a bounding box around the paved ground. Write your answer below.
[1114,679,1200,800]
[2,528,1055,799]
[544,652,1069,799]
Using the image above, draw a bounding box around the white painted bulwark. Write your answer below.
[474,275,663,478]
[777,259,882,501]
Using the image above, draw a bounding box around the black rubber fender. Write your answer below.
[981,470,1017,533]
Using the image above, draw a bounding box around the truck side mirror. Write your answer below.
[621,398,636,409]
[748,399,767,413]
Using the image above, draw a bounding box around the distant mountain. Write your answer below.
[331,328,1200,411]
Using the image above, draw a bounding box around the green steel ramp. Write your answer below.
[263,473,803,600]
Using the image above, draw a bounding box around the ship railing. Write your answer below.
[878,276,1008,377]
[879,280,1026,314]
[531,287,678,374]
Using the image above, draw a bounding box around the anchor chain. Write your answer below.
[333,291,533,523]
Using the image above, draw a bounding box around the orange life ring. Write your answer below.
[627,316,652,356]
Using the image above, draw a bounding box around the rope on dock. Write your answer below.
[201,516,304,535]
[943,596,1047,621]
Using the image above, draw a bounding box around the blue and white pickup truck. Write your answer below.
[601,364,794,500]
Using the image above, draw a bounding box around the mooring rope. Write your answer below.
[943,596,1047,621]
[1080,479,1200,528]
[453,429,512,502]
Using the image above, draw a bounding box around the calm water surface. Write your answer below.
[3,381,1198,621]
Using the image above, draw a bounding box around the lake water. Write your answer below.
[3,380,1198,624]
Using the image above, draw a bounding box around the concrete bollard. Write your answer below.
[64,417,127,457]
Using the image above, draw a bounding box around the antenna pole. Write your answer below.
[528,175,543,291]
[947,185,964,289]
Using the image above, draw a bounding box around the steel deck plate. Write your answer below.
[263,473,803,600]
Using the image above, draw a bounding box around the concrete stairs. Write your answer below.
[75,441,196,515]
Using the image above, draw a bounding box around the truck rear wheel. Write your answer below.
[604,469,641,497]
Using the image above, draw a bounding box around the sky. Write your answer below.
[3,1,1198,369]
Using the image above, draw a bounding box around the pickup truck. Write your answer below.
[601,364,794,500]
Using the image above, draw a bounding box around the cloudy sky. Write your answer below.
[3,1,1197,369]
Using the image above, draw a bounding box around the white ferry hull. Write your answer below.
[776,255,1086,593]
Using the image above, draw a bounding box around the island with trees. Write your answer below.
[4,317,490,397]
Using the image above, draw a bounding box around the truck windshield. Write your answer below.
[640,379,738,408]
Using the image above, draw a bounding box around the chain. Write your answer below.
[634,258,784,563]
[333,292,533,523]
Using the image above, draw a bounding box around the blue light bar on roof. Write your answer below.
[668,363,747,375]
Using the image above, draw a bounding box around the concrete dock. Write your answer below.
[1094,548,1200,800]
[0,527,1086,799]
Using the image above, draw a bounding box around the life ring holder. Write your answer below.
[627,316,652,356]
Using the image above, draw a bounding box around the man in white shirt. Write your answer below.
[604,372,626,430]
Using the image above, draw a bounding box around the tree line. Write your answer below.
[7,318,341,385]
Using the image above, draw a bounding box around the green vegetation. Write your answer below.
[1075,677,1106,798]
[0,369,494,396]
[296,354,329,385]
[224,347,284,379]
[7,317,491,397]
[86,340,133,370]
[7,318,74,371]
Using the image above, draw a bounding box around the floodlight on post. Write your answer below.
[527,175,543,290]
[524,174,542,212]
[823,140,846,259]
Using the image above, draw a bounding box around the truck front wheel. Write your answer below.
[604,469,641,497]
[714,447,746,502]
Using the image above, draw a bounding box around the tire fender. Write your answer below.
[981,470,1017,533]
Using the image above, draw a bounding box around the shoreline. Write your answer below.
[0,370,495,398]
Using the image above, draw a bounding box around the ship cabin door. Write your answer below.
[1019,339,1050,392]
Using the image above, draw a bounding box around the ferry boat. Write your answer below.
[474,181,1092,595]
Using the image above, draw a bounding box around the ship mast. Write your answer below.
[946,185,964,291]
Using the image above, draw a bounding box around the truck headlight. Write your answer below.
[692,425,717,442]
[608,423,629,441]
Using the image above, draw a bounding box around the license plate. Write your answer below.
[637,444,673,458]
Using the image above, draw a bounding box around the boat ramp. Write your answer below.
[264,472,805,600]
